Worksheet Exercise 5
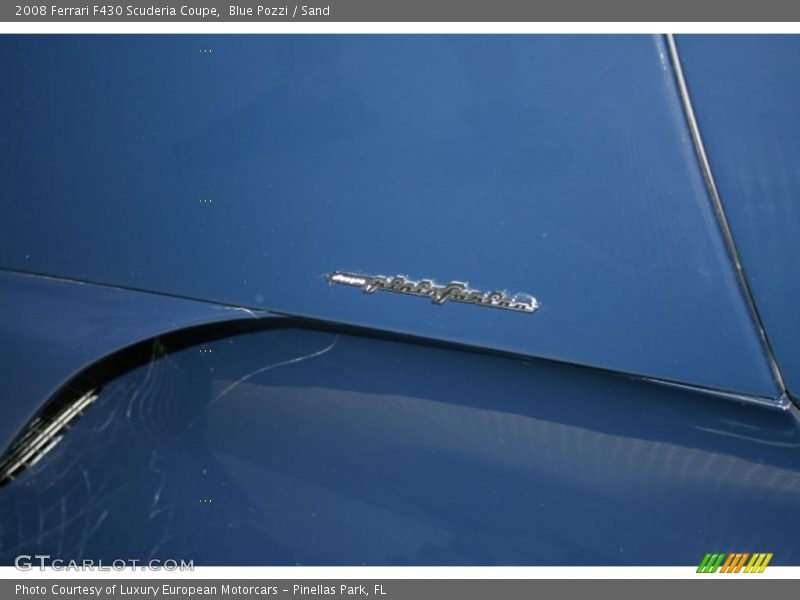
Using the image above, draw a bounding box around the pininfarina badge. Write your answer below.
[328,271,539,314]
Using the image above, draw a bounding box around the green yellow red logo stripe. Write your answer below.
[697,553,773,573]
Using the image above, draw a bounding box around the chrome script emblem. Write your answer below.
[329,271,539,314]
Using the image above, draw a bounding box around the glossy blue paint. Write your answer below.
[0,35,779,398]
[675,35,800,399]
[1,327,798,565]
[0,269,271,454]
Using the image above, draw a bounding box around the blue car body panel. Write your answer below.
[1,327,799,566]
[0,34,780,398]
[676,35,800,399]
[1,35,800,566]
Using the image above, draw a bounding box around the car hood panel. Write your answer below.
[0,35,778,397]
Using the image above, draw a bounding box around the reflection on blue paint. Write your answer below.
[2,327,798,565]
